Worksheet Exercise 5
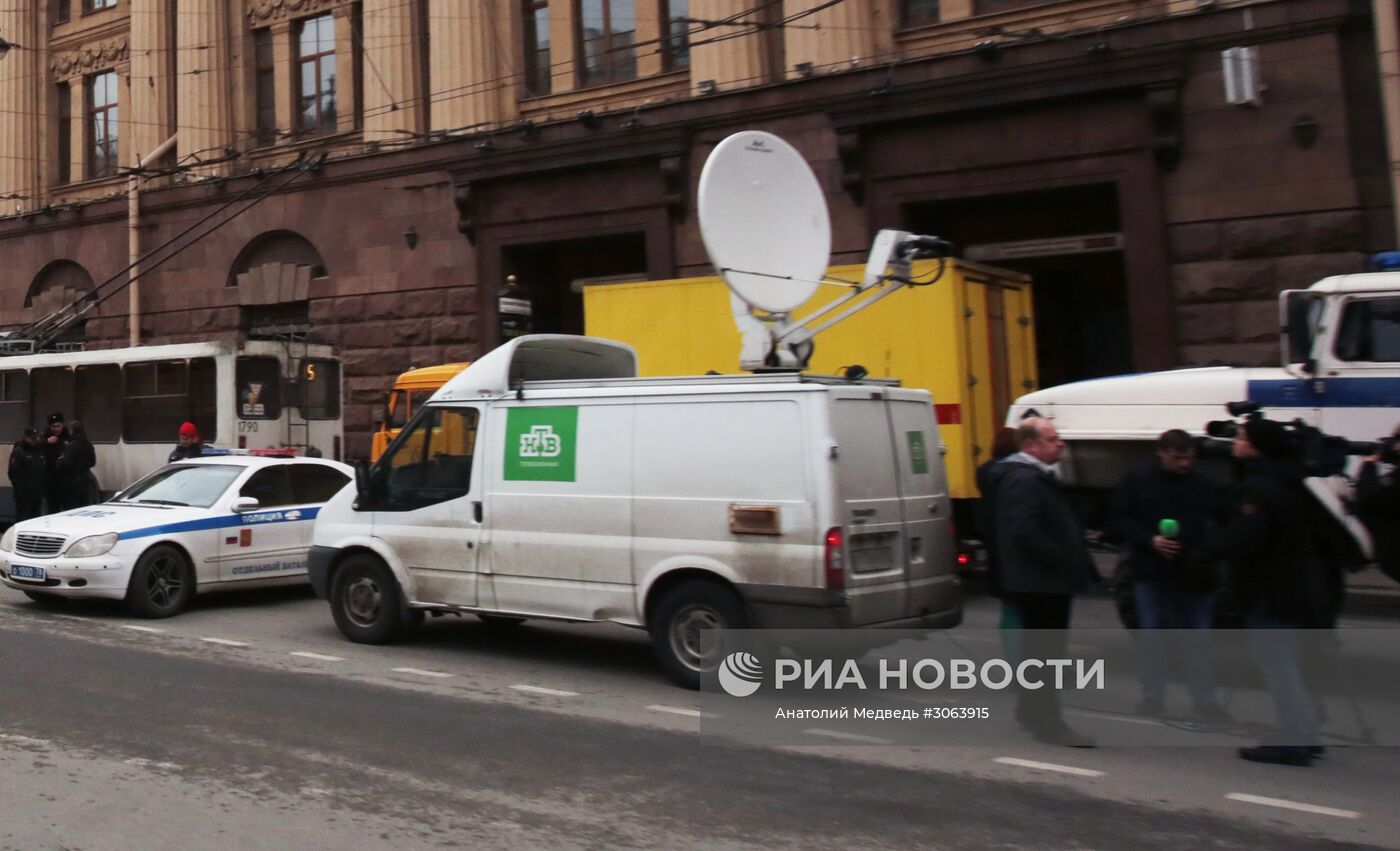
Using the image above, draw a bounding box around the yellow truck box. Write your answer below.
[583,258,1037,509]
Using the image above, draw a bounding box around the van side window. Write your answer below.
[382,407,479,508]
[1335,298,1400,362]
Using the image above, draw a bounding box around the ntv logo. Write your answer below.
[519,424,562,458]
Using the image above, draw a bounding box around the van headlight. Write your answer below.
[64,533,119,558]
[0,527,14,553]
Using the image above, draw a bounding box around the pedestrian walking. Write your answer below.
[56,420,98,510]
[1197,418,1329,766]
[976,427,1022,638]
[41,412,69,514]
[169,421,204,463]
[8,427,47,521]
[1109,429,1228,720]
[995,416,1099,747]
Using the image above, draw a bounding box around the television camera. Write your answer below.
[1201,401,1396,476]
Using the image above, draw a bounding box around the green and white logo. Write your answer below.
[907,431,929,475]
[504,407,578,481]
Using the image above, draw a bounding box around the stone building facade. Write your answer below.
[0,0,1393,456]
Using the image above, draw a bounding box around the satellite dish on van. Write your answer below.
[697,131,830,314]
[698,130,955,372]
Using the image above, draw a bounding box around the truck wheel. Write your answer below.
[126,544,194,619]
[649,581,747,690]
[331,554,408,644]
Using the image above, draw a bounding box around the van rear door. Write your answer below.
[830,391,908,625]
[887,396,956,619]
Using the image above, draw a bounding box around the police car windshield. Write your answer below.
[116,464,246,509]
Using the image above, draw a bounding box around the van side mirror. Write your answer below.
[231,496,260,513]
[354,460,371,499]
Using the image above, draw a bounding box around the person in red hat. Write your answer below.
[168,421,204,463]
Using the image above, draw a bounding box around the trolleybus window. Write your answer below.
[31,367,75,428]
[300,358,340,419]
[121,358,216,443]
[0,370,29,438]
[237,357,282,420]
[76,364,121,443]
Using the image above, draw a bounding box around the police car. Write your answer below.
[0,455,353,617]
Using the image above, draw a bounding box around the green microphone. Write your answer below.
[1158,518,1180,539]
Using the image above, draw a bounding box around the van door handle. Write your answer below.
[473,501,483,523]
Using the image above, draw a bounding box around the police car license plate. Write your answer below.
[10,564,46,581]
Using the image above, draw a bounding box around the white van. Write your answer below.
[309,336,961,687]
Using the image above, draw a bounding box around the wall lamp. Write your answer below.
[577,109,599,128]
[474,138,495,152]
[794,62,815,78]
[697,79,718,96]
[403,225,418,250]
[1292,114,1320,149]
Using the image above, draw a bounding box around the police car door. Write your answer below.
[218,464,309,581]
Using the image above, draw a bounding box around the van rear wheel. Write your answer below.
[331,554,408,645]
[649,581,747,690]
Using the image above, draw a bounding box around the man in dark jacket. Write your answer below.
[1354,423,1399,582]
[1200,418,1328,766]
[41,412,69,514]
[995,417,1098,747]
[975,426,1020,622]
[56,420,98,509]
[8,427,46,521]
[1110,429,1226,719]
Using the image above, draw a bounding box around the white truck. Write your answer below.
[1008,269,1399,577]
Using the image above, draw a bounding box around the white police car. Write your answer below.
[0,455,353,617]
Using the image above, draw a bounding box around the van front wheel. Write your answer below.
[649,581,747,690]
[331,554,407,645]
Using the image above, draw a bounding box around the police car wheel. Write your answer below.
[331,554,406,645]
[127,545,194,619]
[649,581,746,690]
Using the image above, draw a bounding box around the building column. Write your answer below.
[272,22,295,139]
[428,0,512,132]
[332,6,361,134]
[127,0,175,164]
[1375,0,1400,246]
[362,0,425,141]
[784,0,878,78]
[0,5,42,209]
[689,0,768,91]
[176,0,232,174]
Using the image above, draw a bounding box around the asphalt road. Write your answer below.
[1,580,1397,850]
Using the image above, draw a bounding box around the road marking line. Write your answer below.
[120,625,165,634]
[1065,709,1162,727]
[200,637,249,647]
[125,757,181,770]
[0,734,50,746]
[511,684,578,697]
[803,728,894,745]
[1225,793,1360,819]
[49,614,89,622]
[994,757,1105,778]
[392,667,453,678]
[290,651,345,662]
[646,705,716,719]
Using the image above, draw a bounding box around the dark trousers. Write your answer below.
[14,492,43,522]
[1006,592,1073,731]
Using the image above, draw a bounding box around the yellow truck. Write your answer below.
[371,362,471,462]
[583,258,1037,533]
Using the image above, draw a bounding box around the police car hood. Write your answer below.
[1007,365,1297,440]
[16,503,232,542]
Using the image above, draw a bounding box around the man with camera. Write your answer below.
[1198,417,1331,766]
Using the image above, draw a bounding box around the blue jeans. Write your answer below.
[1247,617,1319,747]
[1133,581,1216,706]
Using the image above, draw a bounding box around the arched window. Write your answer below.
[229,231,327,334]
[228,230,328,289]
[25,260,95,346]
